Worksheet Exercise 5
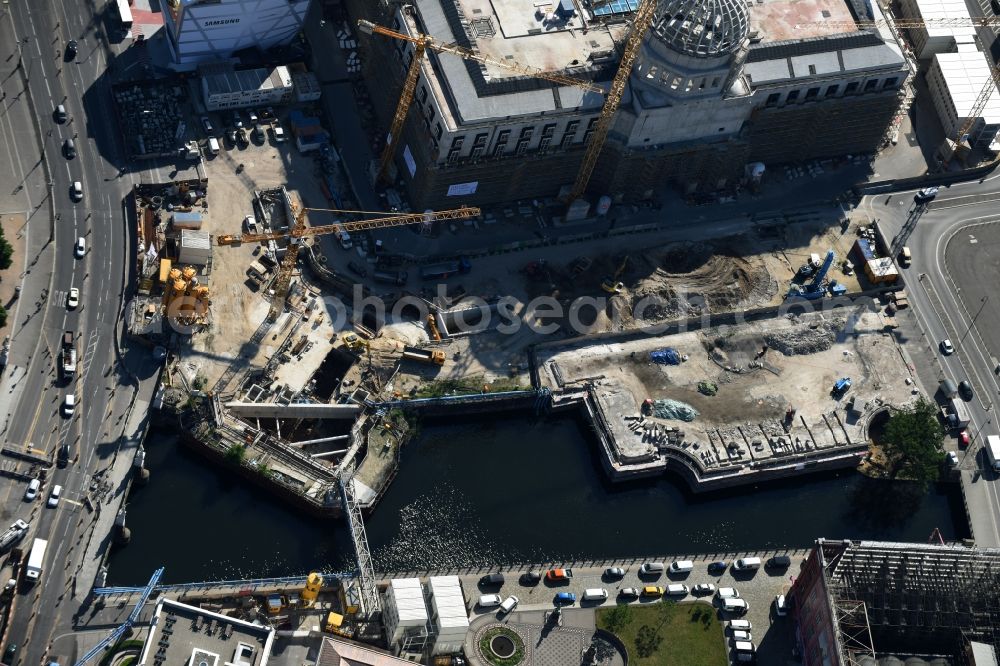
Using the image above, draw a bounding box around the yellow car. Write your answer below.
[641,586,664,598]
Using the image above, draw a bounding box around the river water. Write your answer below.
[106,414,968,585]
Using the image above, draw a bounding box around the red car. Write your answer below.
[959,431,970,448]
[545,568,573,582]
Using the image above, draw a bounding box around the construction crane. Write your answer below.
[357,19,604,185]
[74,567,164,666]
[802,16,1000,164]
[217,206,481,321]
[566,0,658,203]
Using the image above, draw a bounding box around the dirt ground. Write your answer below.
[537,309,916,432]
[0,214,27,335]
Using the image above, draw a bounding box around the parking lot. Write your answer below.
[445,551,804,664]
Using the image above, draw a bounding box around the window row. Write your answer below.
[763,76,900,107]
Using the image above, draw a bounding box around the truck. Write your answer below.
[0,520,28,553]
[987,436,1000,472]
[25,538,46,582]
[420,257,471,281]
[942,398,971,430]
[401,346,445,366]
[61,331,76,377]
[373,270,407,286]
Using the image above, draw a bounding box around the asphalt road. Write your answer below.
[0,1,159,662]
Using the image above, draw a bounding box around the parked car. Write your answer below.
[775,594,789,616]
[347,261,368,277]
[604,567,625,580]
[717,587,740,599]
[948,451,959,466]
[915,186,939,203]
[201,116,214,134]
[554,592,576,605]
[520,571,541,586]
[940,339,955,355]
[959,380,974,401]
[24,479,39,501]
[707,560,728,574]
[766,555,792,569]
[63,393,76,416]
[477,594,502,608]
[479,573,504,587]
[545,568,572,582]
[231,112,244,128]
[692,583,716,595]
[641,586,664,598]
[731,629,753,642]
[236,128,249,148]
[619,587,640,600]
[499,595,518,614]
[247,109,259,123]
[960,430,970,447]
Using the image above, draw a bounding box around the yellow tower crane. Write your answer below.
[357,19,605,185]
[566,0,658,203]
[218,205,481,321]
[802,16,1000,165]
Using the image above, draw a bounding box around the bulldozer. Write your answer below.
[601,256,629,294]
[341,333,370,353]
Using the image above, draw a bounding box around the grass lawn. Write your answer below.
[596,601,727,666]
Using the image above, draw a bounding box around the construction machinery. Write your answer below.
[600,256,630,294]
[787,249,835,300]
[218,205,480,321]
[402,345,446,366]
[567,0,658,203]
[342,333,371,354]
[357,19,603,185]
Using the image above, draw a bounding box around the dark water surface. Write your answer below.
[107,414,968,584]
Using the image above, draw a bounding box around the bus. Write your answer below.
[114,0,133,34]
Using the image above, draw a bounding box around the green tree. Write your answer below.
[0,305,8,329]
[634,625,662,658]
[0,237,13,270]
[225,444,246,464]
[603,604,632,634]
[881,398,945,487]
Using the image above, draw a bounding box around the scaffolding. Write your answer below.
[822,540,1000,662]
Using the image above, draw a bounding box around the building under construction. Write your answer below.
[348,0,909,208]
[792,539,1000,665]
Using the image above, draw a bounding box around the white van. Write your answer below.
[582,588,608,602]
[728,619,752,631]
[499,595,519,614]
[639,562,665,576]
[723,598,749,614]
[669,560,694,574]
[478,594,502,608]
[734,640,755,653]
[733,557,761,571]
[666,584,689,596]
[207,137,220,155]
[336,229,352,250]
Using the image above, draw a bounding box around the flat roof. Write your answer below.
[935,50,1000,124]
[139,598,275,666]
[428,576,469,629]
[749,0,860,43]
[907,0,977,39]
[203,66,292,96]
[389,578,429,622]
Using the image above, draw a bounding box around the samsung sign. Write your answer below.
[203,18,240,26]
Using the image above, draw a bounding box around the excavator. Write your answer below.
[601,256,629,294]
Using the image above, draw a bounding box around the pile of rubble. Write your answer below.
[764,318,845,356]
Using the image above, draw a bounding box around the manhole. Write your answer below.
[490,634,516,659]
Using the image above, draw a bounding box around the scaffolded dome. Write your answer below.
[649,0,750,58]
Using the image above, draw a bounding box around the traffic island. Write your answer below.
[477,625,525,666]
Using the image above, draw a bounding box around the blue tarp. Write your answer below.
[650,348,681,365]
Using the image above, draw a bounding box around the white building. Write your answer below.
[898,0,977,59]
[381,578,430,655]
[927,46,1000,149]
[162,0,311,66]
[201,67,294,110]
[427,576,469,656]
